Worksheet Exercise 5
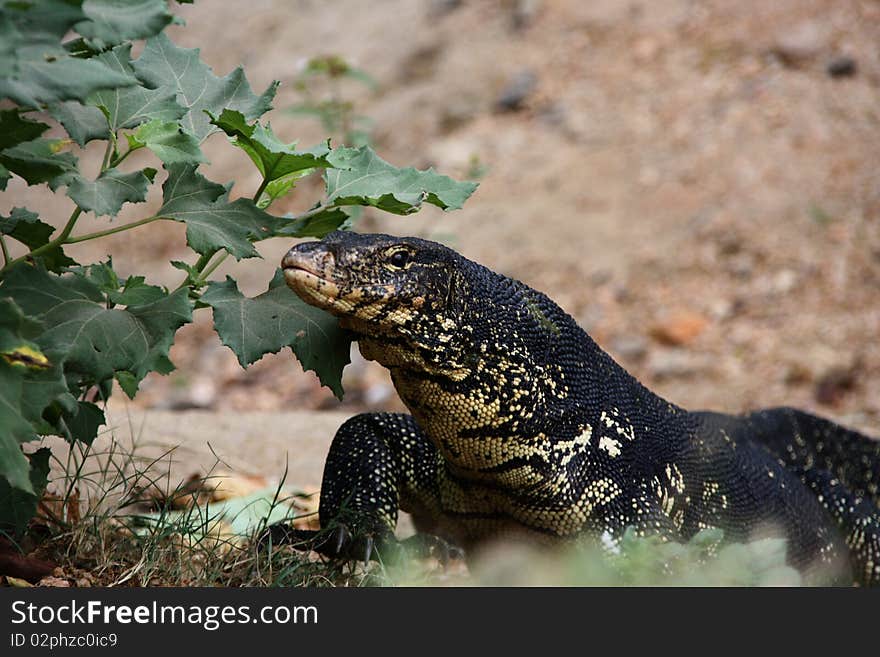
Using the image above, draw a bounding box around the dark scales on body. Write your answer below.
[266,231,880,586]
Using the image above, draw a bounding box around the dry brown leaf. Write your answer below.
[38,576,71,587]
[209,471,269,502]
[135,472,206,510]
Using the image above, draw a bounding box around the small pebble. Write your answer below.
[771,21,824,67]
[428,0,462,17]
[495,70,537,112]
[511,0,542,30]
[827,56,857,78]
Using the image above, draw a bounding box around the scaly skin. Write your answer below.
[276,231,880,585]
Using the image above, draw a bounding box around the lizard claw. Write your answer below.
[397,533,464,566]
[435,541,451,567]
[364,535,374,567]
[261,518,401,566]
[333,524,349,555]
[257,523,318,551]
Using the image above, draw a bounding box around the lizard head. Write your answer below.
[282,231,469,359]
[283,231,592,461]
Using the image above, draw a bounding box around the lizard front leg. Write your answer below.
[264,413,447,562]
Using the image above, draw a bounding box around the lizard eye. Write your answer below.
[388,250,411,268]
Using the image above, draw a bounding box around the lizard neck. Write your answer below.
[359,267,687,488]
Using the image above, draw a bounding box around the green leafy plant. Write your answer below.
[286,55,377,147]
[0,1,477,537]
[465,528,803,587]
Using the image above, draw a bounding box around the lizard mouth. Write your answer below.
[281,249,326,278]
[281,248,342,310]
[282,263,326,285]
[280,242,398,323]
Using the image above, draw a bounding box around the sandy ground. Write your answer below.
[5,0,879,495]
[40,407,345,508]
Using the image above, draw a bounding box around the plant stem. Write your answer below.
[191,250,215,275]
[292,202,332,223]
[172,178,272,292]
[100,139,114,172]
[110,147,133,169]
[198,251,229,282]
[0,209,167,276]
[1,207,84,274]
[253,177,269,204]
[172,248,218,292]
[56,207,83,244]
[66,215,161,244]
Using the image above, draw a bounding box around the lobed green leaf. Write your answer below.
[325,146,478,214]
[202,269,351,398]
[277,206,351,239]
[0,58,138,110]
[1,266,193,399]
[0,0,138,108]
[0,138,78,190]
[0,110,49,151]
[210,108,331,200]
[0,207,55,252]
[133,33,277,143]
[48,101,110,147]
[75,0,174,48]
[66,260,120,295]
[0,447,51,535]
[108,276,167,307]
[89,44,187,132]
[48,400,106,446]
[67,167,157,218]
[158,164,275,258]
[127,119,204,165]
[0,298,66,500]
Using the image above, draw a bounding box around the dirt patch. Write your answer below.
[4,0,878,452]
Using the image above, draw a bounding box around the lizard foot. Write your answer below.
[397,533,465,566]
[259,522,463,567]
[259,520,396,566]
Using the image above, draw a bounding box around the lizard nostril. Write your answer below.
[282,244,331,274]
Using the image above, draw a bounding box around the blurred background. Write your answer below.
[6,0,880,432]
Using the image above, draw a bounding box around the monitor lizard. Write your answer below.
[270,231,880,585]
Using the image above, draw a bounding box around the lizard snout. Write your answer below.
[282,242,336,279]
[281,242,343,310]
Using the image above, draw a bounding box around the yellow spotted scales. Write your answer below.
[275,232,880,586]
